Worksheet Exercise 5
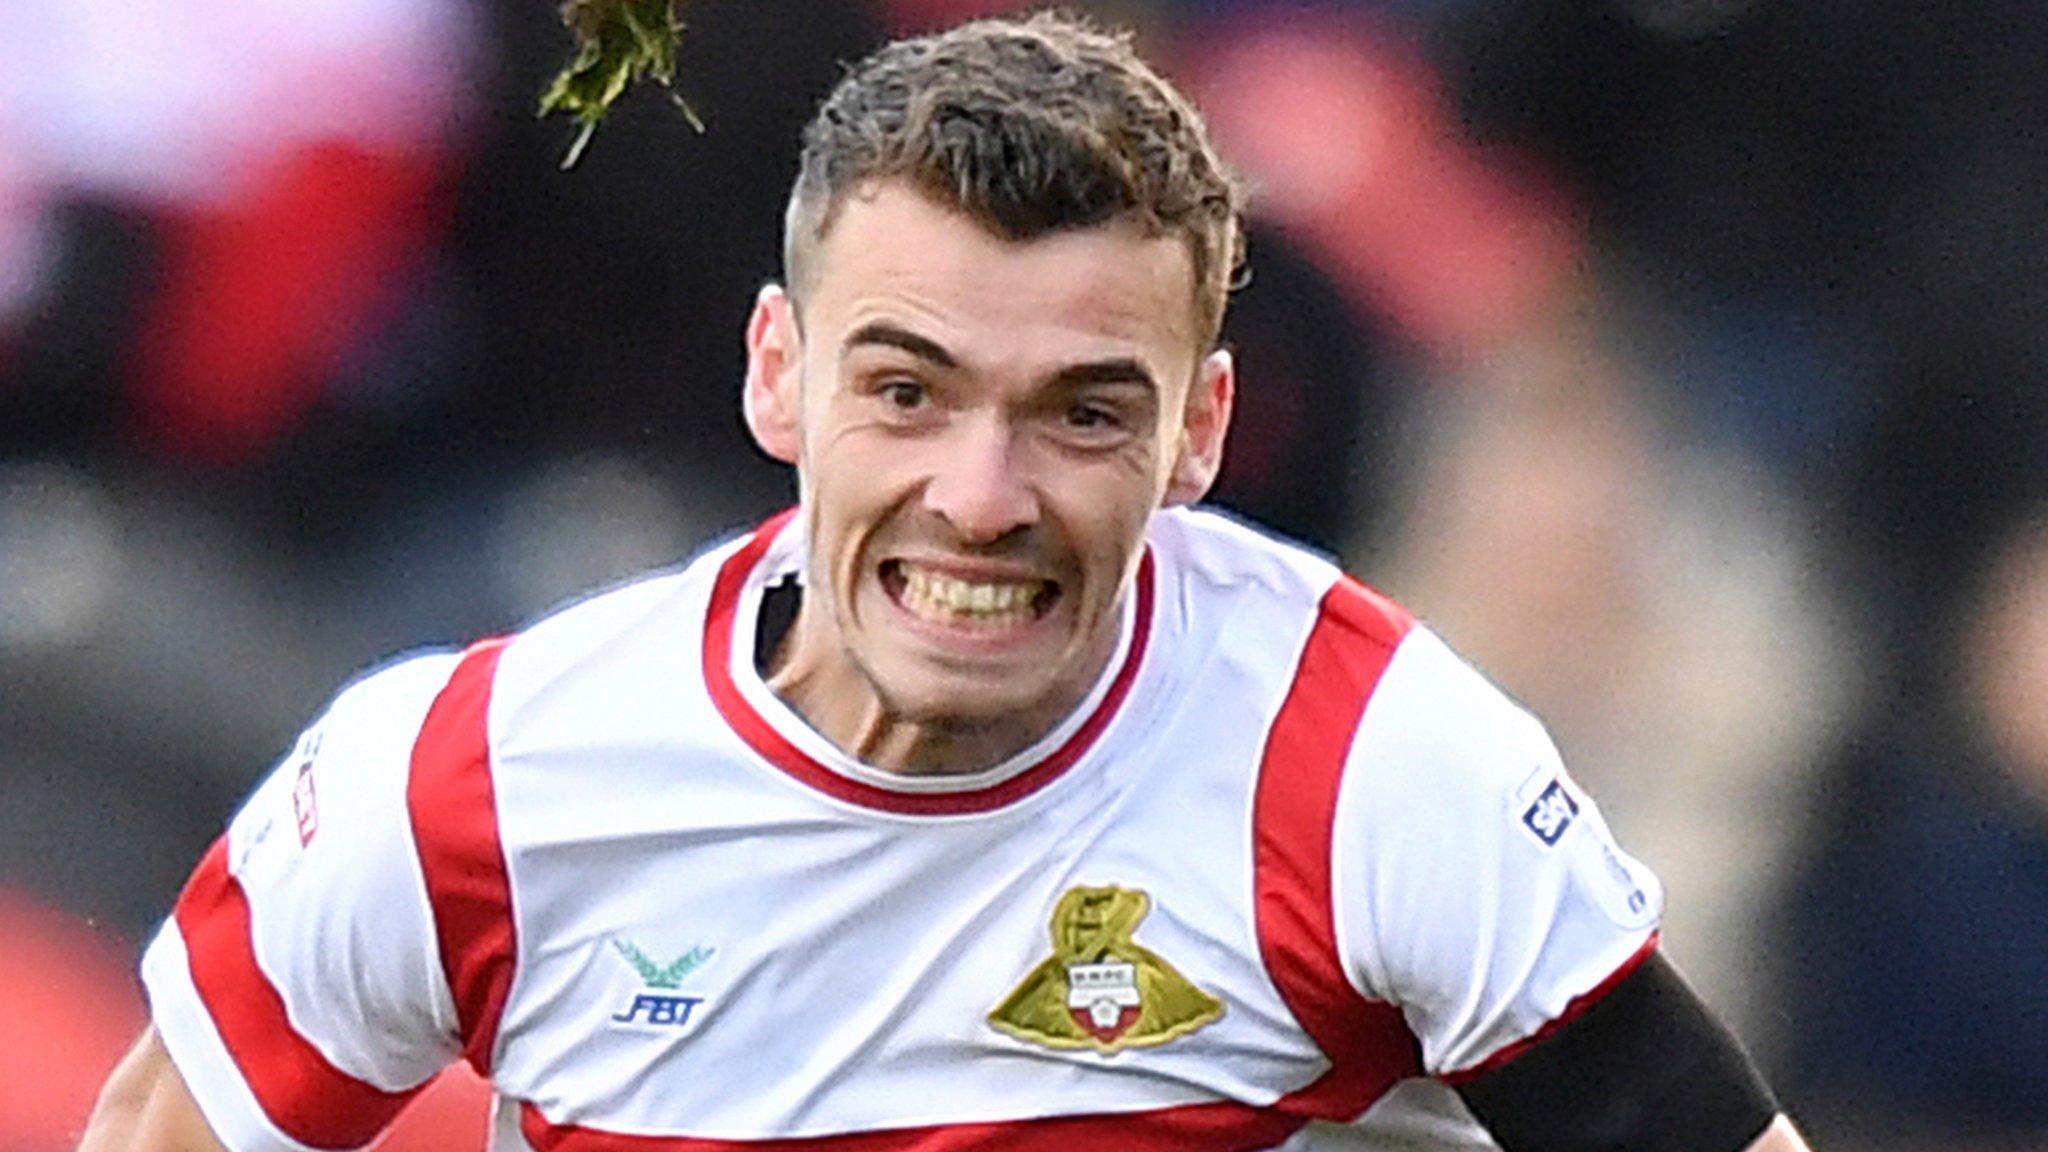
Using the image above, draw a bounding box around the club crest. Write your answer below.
[988,885,1223,1053]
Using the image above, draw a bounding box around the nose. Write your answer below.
[921,415,1040,544]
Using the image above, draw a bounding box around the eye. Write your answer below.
[880,379,929,411]
[1064,403,1123,431]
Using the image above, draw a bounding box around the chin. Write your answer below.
[872,665,1052,729]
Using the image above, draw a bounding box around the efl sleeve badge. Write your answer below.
[988,885,1224,1053]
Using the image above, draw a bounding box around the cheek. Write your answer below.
[805,427,925,579]
[1046,448,1168,574]
[806,413,915,504]
[1079,437,1175,520]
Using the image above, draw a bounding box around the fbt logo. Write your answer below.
[1521,779,1579,846]
[609,938,714,1031]
[612,993,705,1027]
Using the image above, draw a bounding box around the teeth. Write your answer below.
[899,565,1044,628]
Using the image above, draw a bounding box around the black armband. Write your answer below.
[1452,952,1779,1152]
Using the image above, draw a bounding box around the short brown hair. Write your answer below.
[784,11,1247,346]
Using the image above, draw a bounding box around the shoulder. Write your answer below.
[1355,628,1553,792]
[268,649,468,820]
[1325,633,1664,1079]
[488,527,754,717]
[1150,505,1419,684]
[1149,504,1346,607]
[290,562,712,770]
[322,649,469,730]
[1337,627,1590,888]
[509,544,733,669]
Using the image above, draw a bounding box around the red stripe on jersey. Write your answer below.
[1252,576,1424,1121]
[173,836,416,1149]
[409,638,517,1073]
[1438,930,1662,1085]
[703,510,1155,816]
[520,1097,1304,1151]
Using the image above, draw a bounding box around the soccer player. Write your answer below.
[80,13,1811,1152]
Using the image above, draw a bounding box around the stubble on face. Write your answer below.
[757,182,1208,775]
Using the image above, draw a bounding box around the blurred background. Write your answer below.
[2,0,2044,1147]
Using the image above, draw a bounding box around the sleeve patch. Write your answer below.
[1592,840,1661,931]
[1520,778,1579,847]
[292,733,322,847]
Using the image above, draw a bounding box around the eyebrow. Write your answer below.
[840,320,1160,394]
[842,321,957,369]
[1048,359,1157,394]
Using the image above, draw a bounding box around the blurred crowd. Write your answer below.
[2,0,2044,1148]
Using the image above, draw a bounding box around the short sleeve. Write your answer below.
[1333,629,1664,1079]
[141,652,466,1152]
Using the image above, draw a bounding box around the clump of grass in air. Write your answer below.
[539,0,703,169]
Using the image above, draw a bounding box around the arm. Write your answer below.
[112,651,472,1151]
[1329,629,1803,1151]
[1452,951,1805,1152]
[78,1026,228,1152]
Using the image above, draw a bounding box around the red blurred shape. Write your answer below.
[1189,14,1582,355]
[128,141,445,466]
[0,888,144,1150]
[375,1063,494,1152]
[0,886,493,1149]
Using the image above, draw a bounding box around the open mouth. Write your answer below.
[880,559,1061,632]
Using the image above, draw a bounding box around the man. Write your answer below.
[81,13,1811,1152]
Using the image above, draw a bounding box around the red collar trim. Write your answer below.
[702,509,1155,816]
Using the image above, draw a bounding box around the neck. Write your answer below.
[763,601,1118,777]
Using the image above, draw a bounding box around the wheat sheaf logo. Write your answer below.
[612,939,714,989]
[989,885,1223,1053]
[608,938,715,1028]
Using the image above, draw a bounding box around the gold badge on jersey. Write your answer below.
[988,885,1224,1053]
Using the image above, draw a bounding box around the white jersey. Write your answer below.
[143,507,1663,1152]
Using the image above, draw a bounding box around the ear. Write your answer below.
[743,284,803,465]
[1164,349,1235,506]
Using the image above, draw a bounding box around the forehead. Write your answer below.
[800,182,1203,362]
